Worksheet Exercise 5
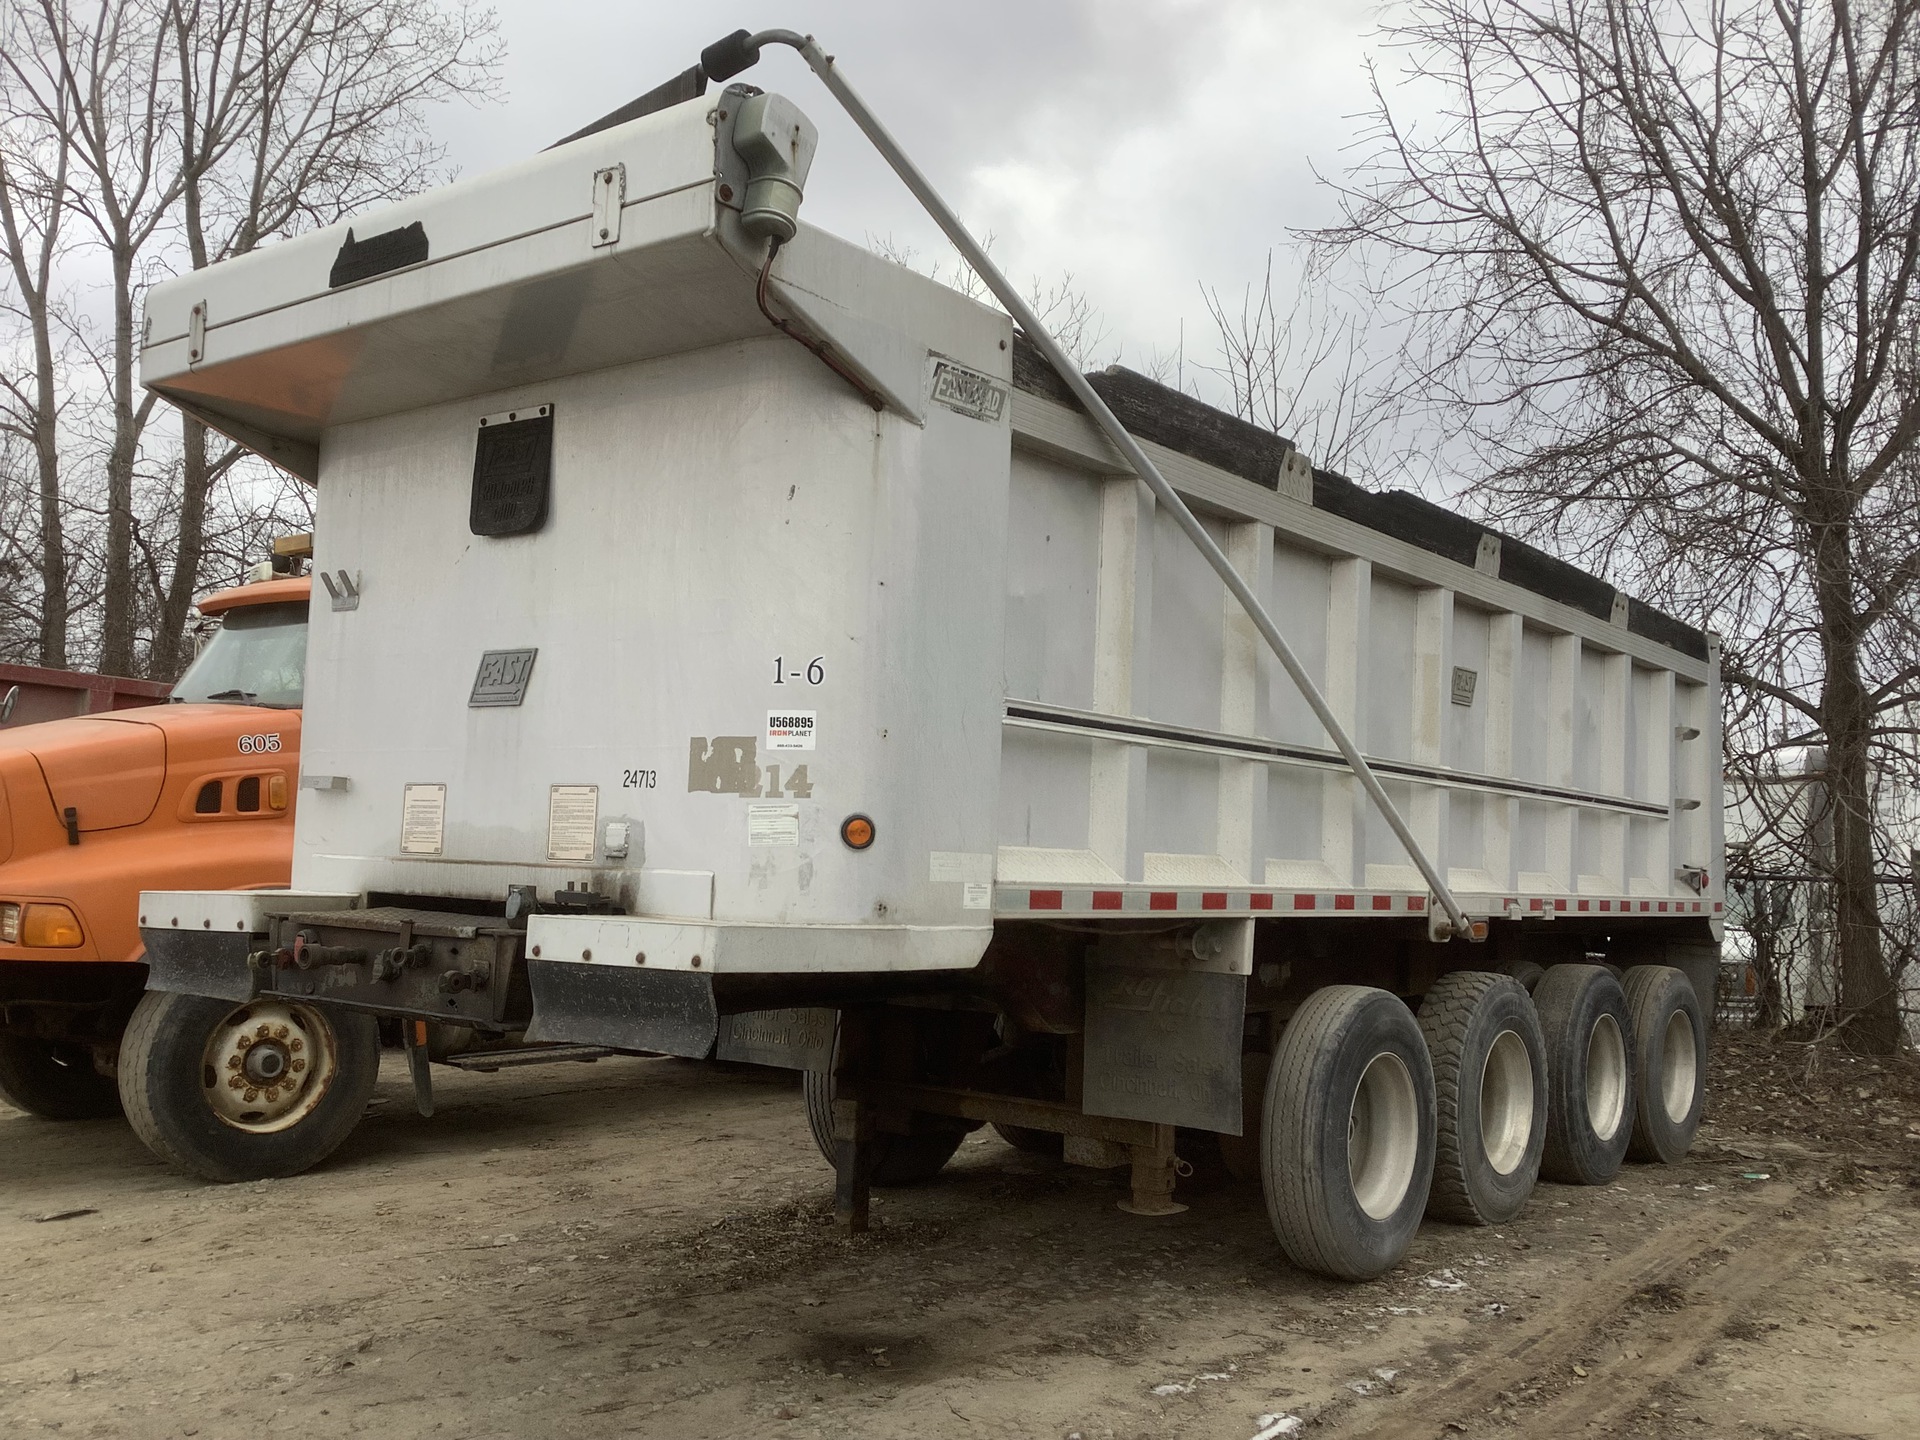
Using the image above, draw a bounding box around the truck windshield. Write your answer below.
[171,601,307,709]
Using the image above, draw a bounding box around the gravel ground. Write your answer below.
[2,1032,1916,1440]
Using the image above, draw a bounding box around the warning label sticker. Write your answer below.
[766,710,816,752]
[400,783,446,856]
[748,803,801,846]
[547,785,598,862]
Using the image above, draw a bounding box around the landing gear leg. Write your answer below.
[832,1095,877,1234]
[1119,1121,1187,1216]
[402,1018,434,1118]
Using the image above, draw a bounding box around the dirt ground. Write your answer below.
[3,1032,1917,1440]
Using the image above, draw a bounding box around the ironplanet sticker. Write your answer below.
[766,710,816,751]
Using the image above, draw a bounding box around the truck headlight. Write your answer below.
[20,903,83,948]
[0,903,18,943]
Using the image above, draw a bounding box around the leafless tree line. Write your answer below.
[1,0,501,680]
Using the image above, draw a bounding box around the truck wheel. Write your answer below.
[1501,959,1546,994]
[1622,966,1705,1164]
[1263,986,1436,1281]
[802,1068,966,1185]
[1534,964,1634,1185]
[1418,972,1546,1225]
[118,991,380,1182]
[0,1036,123,1120]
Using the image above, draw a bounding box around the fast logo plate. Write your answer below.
[469,648,538,707]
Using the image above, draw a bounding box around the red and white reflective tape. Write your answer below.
[993,887,1720,919]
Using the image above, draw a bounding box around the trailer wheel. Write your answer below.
[1622,965,1705,1164]
[1500,959,1546,994]
[801,1068,966,1185]
[992,1122,1063,1157]
[1534,964,1635,1185]
[1262,986,1436,1281]
[1418,972,1546,1225]
[0,1036,122,1120]
[118,991,380,1182]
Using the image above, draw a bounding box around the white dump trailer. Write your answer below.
[128,34,1723,1279]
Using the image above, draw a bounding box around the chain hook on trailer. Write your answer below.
[701,27,1481,943]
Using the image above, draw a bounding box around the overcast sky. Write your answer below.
[433,1,1390,389]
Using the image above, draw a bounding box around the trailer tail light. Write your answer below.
[0,903,18,943]
[268,773,288,811]
[20,903,83,948]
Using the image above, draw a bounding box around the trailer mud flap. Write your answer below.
[523,960,717,1058]
[140,928,256,1002]
[1081,956,1246,1134]
[714,1007,836,1070]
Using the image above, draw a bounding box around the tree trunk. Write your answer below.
[29,318,68,670]
[98,246,139,677]
[1812,508,1902,1051]
[153,414,213,681]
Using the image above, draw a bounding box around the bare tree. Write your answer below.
[1320,0,1920,1050]
[1200,248,1416,477]
[0,14,76,666]
[1,0,501,679]
[150,0,502,677]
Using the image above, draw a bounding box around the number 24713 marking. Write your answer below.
[772,655,825,685]
[622,769,657,789]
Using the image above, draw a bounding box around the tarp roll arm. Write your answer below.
[710,29,1478,941]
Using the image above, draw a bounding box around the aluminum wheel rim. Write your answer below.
[1479,1028,1534,1176]
[1660,1009,1698,1123]
[1348,1051,1419,1221]
[201,1001,338,1133]
[1585,1013,1627,1141]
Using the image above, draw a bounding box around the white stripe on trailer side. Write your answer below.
[992,885,1721,919]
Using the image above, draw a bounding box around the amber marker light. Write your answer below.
[840,814,875,850]
[268,773,288,811]
[21,903,84,948]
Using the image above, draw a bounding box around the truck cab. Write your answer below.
[0,576,307,1119]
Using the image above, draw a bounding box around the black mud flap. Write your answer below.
[523,960,717,1058]
[714,1007,836,1070]
[140,928,255,1002]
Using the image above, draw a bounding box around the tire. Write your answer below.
[802,1067,966,1186]
[118,991,380,1182]
[1622,965,1706,1164]
[1263,986,1437,1281]
[992,1122,1063,1157]
[1501,959,1546,994]
[1533,964,1635,1185]
[1418,972,1547,1225]
[0,1036,122,1120]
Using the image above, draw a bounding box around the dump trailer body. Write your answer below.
[132,76,1722,1271]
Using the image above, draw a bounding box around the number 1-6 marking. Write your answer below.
[772,655,825,685]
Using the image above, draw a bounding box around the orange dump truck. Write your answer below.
[0,577,307,1118]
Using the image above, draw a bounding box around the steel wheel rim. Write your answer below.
[1478,1028,1534,1176]
[1585,1013,1627,1141]
[1348,1050,1419,1221]
[1660,1009,1698,1123]
[201,1001,338,1133]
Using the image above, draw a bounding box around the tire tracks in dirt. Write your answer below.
[1326,1181,1832,1439]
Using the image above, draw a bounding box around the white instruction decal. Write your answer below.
[748,803,801,846]
[400,784,446,856]
[929,851,994,884]
[766,710,816,751]
[962,882,993,910]
[547,785,599,862]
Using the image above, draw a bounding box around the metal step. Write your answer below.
[440,1044,619,1072]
